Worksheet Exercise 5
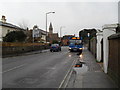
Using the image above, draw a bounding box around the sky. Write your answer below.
[0,0,119,37]
[118,1,120,23]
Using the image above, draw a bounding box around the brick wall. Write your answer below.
[1,42,49,57]
[62,39,69,46]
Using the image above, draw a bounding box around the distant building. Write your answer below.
[0,15,24,41]
[61,35,74,46]
[47,22,60,43]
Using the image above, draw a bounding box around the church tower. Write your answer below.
[49,22,53,34]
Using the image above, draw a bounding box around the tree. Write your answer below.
[79,28,97,44]
[3,31,27,42]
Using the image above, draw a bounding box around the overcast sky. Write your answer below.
[0,0,119,36]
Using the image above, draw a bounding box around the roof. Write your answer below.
[39,29,47,35]
[49,22,53,29]
[0,21,24,30]
[102,24,118,30]
[108,33,120,40]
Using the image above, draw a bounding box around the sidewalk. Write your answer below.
[66,48,118,88]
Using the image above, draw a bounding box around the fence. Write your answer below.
[89,37,97,58]
[108,33,120,87]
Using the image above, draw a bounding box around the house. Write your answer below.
[28,25,47,43]
[0,15,24,42]
[47,22,60,43]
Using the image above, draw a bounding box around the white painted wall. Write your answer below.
[0,26,19,41]
[2,26,18,37]
[102,24,117,73]
[96,32,103,62]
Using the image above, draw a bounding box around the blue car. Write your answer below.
[50,44,61,52]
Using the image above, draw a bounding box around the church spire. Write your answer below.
[49,22,53,34]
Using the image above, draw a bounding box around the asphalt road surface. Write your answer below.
[2,46,79,88]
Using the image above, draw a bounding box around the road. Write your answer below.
[2,46,79,88]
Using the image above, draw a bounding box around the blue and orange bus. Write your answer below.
[69,37,83,52]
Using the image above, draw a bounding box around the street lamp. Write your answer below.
[46,12,55,43]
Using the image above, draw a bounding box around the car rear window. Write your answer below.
[51,44,59,46]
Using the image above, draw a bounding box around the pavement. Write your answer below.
[66,47,118,88]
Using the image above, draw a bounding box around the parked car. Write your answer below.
[50,44,61,52]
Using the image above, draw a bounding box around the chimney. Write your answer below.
[1,15,6,23]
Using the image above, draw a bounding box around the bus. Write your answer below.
[68,37,83,52]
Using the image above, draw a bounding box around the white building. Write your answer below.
[102,24,117,73]
[0,16,24,42]
[32,25,41,38]
[32,25,46,43]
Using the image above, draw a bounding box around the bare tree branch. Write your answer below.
[18,19,30,30]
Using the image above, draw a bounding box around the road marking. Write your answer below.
[2,64,26,73]
[58,59,77,89]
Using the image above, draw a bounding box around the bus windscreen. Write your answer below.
[69,40,82,44]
